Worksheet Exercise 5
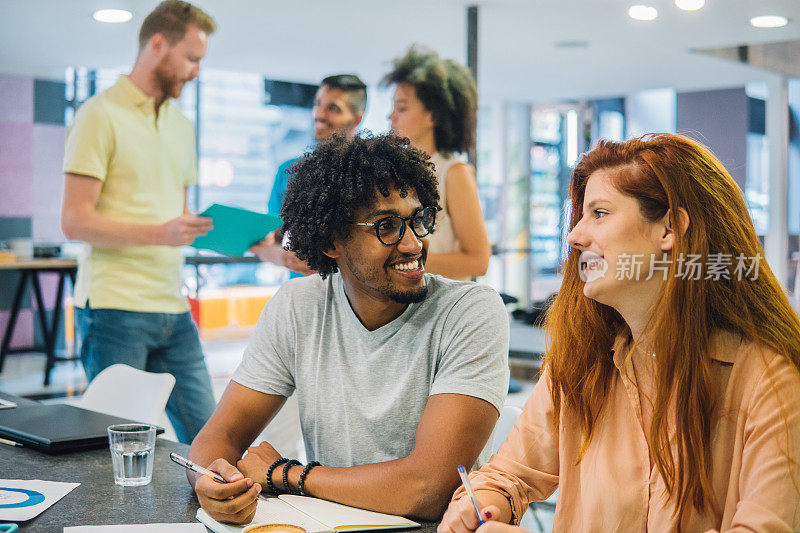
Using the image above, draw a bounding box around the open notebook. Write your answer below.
[197,494,420,533]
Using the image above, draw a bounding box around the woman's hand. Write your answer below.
[438,498,502,533]
[477,523,532,533]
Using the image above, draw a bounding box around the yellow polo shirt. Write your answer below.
[63,75,196,313]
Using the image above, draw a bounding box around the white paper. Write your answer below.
[64,524,207,532]
[280,495,419,530]
[197,496,330,533]
[0,479,80,521]
[197,495,420,533]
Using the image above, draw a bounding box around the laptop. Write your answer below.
[0,404,165,454]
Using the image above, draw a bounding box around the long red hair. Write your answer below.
[545,133,800,520]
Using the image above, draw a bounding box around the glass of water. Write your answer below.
[107,424,156,486]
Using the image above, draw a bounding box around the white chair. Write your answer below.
[79,364,176,431]
[492,404,523,455]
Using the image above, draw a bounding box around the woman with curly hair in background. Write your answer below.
[382,46,491,280]
[439,133,800,532]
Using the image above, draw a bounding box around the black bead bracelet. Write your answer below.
[298,461,321,496]
[266,458,290,494]
[282,459,302,494]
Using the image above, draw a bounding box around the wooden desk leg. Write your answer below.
[30,272,55,386]
[0,271,29,373]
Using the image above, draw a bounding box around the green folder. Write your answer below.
[191,203,282,257]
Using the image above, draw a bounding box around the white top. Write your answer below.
[427,151,464,257]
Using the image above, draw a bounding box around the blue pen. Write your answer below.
[457,464,485,526]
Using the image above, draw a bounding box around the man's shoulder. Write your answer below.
[72,90,114,122]
[271,273,331,306]
[422,275,503,314]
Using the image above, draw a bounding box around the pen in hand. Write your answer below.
[457,464,485,526]
[170,452,227,483]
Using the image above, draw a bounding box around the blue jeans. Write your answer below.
[76,306,216,444]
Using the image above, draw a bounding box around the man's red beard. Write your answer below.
[155,59,186,99]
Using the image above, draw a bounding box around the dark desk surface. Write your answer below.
[0,391,37,407]
[9,438,200,531]
[3,407,438,532]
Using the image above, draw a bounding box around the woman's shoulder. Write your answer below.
[719,333,800,407]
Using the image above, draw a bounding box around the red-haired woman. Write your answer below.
[439,133,800,532]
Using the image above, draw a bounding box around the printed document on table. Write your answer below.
[0,479,79,521]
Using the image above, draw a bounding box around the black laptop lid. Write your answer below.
[0,404,165,454]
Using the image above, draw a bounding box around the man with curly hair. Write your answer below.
[188,134,509,524]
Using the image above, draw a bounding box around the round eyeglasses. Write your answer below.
[353,207,436,246]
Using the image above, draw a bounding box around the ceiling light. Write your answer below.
[554,40,590,49]
[749,15,789,28]
[675,0,705,11]
[92,9,133,23]
[629,5,658,21]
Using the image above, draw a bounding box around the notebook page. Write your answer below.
[279,495,420,531]
[197,496,331,533]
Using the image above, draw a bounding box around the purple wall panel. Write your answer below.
[0,122,33,217]
[0,75,33,123]
[0,308,34,348]
[32,124,66,242]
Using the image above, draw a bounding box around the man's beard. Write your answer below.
[342,253,429,304]
[155,60,184,99]
[382,285,428,304]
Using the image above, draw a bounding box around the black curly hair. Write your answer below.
[280,133,441,278]
[381,45,478,158]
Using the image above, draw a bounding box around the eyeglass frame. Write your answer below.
[352,206,436,246]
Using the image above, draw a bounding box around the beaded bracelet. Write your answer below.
[298,461,321,496]
[266,458,290,494]
[282,459,302,494]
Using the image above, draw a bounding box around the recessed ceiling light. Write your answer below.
[92,9,133,23]
[554,40,590,49]
[749,15,789,28]
[629,5,658,21]
[675,0,705,11]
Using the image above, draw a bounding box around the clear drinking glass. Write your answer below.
[107,424,156,486]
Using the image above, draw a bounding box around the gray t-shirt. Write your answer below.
[232,273,509,468]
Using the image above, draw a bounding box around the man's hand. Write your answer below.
[160,214,213,246]
[195,458,261,524]
[236,441,283,489]
[249,231,315,275]
[282,251,315,276]
[439,498,502,533]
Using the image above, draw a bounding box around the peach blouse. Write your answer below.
[454,333,800,532]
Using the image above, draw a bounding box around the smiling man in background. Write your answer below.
[250,74,368,275]
[61,1,217,444]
